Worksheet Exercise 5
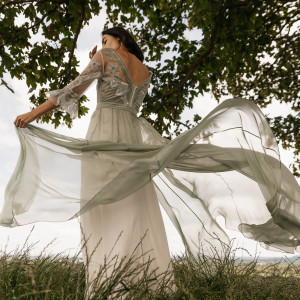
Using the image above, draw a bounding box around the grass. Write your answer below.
[1,226,300,299]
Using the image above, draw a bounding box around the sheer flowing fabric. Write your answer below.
[1,97,299,257]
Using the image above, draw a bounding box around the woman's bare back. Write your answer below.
[114,49,151,86]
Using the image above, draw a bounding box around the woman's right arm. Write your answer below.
[14,49,105,128]
[34,97,60,117]
[14,97,59,128]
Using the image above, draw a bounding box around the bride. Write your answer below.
[3,26,300,297]
[10,26,175,296]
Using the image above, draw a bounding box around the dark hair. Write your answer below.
[101,26,144,63]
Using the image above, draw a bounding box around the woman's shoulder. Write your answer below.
[99,48,151,77]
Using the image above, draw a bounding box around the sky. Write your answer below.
[0,5,299,261]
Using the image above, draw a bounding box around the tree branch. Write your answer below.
[0,0,38,10]
[59,1,86,87]
[224,0,251,9]
[150,4,226,103]
[0,0,63,10]
[169,115,190,129]
[148,1,252,125]
[1,5,59,47]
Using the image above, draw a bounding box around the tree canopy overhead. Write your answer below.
[0,0,299,176]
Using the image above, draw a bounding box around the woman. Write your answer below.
[9,26,176,296]
[9,27,175,296]
[2,26,300,296]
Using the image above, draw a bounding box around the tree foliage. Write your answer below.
[0,0,299,176]
[0,0,101,126]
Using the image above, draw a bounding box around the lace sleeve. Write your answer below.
[46,50,105,119]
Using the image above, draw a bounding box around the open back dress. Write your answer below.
[1,47,300,295]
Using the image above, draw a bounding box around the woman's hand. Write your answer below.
[14,111,36,128]
[89,45,97,59]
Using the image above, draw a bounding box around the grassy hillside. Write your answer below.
[1,228,300,299]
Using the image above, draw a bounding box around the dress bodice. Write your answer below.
[46,47,152,119]
[96,48,153,115]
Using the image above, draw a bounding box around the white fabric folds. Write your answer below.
[1,98,299,258]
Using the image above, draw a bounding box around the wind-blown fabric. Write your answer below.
[1,48,299,265]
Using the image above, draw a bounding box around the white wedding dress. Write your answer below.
[51,48,175,295]
[80,83,174,294]
[1,47,300,298]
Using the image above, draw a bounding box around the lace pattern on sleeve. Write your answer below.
[46,51,105,119]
